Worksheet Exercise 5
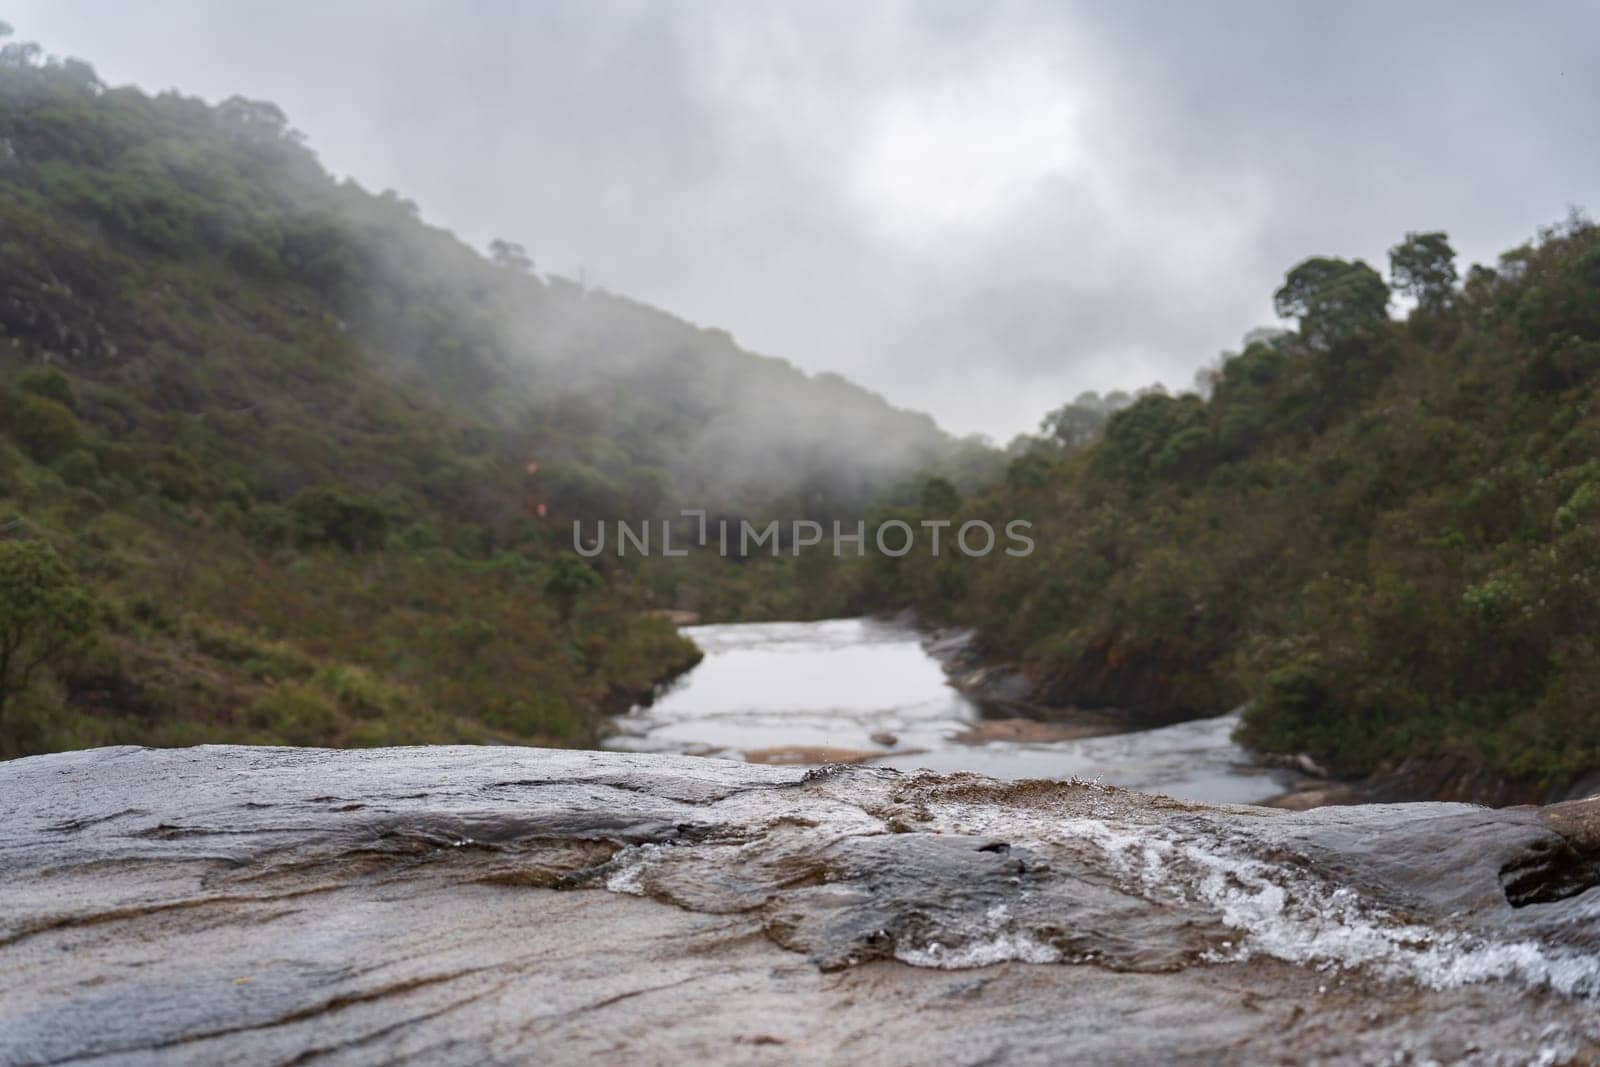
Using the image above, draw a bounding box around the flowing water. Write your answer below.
[595,619,1600,1030]
[0,625,1594,1064]
[606,616,1301,805]
[4,745,1599,1062]
[4,625,1597,1063]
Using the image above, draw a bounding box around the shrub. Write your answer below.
[0,539,99,713]
[243,503,294,547]
[245,683,341,746]
[544,557,602,620]
[15,367,77,410]
[289,485,391,550]
[52,449,99,487]
[314,664,412,720]
[6,391,86,461]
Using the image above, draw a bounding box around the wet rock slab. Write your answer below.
[1,745,1598,1064]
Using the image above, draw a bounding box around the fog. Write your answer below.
[8,1,1598,440]
[300,171,965,521]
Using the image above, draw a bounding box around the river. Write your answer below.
[606,616,1301,805]
[6,663,1600,1061]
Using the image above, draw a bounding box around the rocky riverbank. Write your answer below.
[924,626,1600,809]
[3,745,1599,1063]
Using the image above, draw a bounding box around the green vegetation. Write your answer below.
[6,32,1594,802]
[0,37,983,756]
[0,538,97,715]
[855,215,1600,798]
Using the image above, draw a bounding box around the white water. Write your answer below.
[916,796,1600,994]
[607,617,1299,805]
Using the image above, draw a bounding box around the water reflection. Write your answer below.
[607,617,1298,805]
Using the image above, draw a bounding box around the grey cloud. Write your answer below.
[8,0,1597,439]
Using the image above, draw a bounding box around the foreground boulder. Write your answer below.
[1,745,1598,1064]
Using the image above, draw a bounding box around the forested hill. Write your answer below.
[858,217,1600,803]
[0,38,973,529]
[0,36,970,757]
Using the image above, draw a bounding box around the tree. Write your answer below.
[0,38,40,69]
[1006,449,1054,490]
[919,476,961,512]
[1389,231,1458,312]
[1041,401,1107,448]
[0,540,97,714]
[1095,392,1212,482]
[216,95,289,137]
[489,239,534,273]
[1274,257,1390,349]
[1273,257,1349,321]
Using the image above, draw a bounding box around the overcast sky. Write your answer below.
[9,1,1597,440]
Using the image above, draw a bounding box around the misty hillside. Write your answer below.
[0,44,969,529]
[849,217,1600,802]
[0,39,973,757]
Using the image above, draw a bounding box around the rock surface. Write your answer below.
[2,745,1599,1065]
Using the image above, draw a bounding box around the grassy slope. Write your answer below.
[0,45,965,755]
